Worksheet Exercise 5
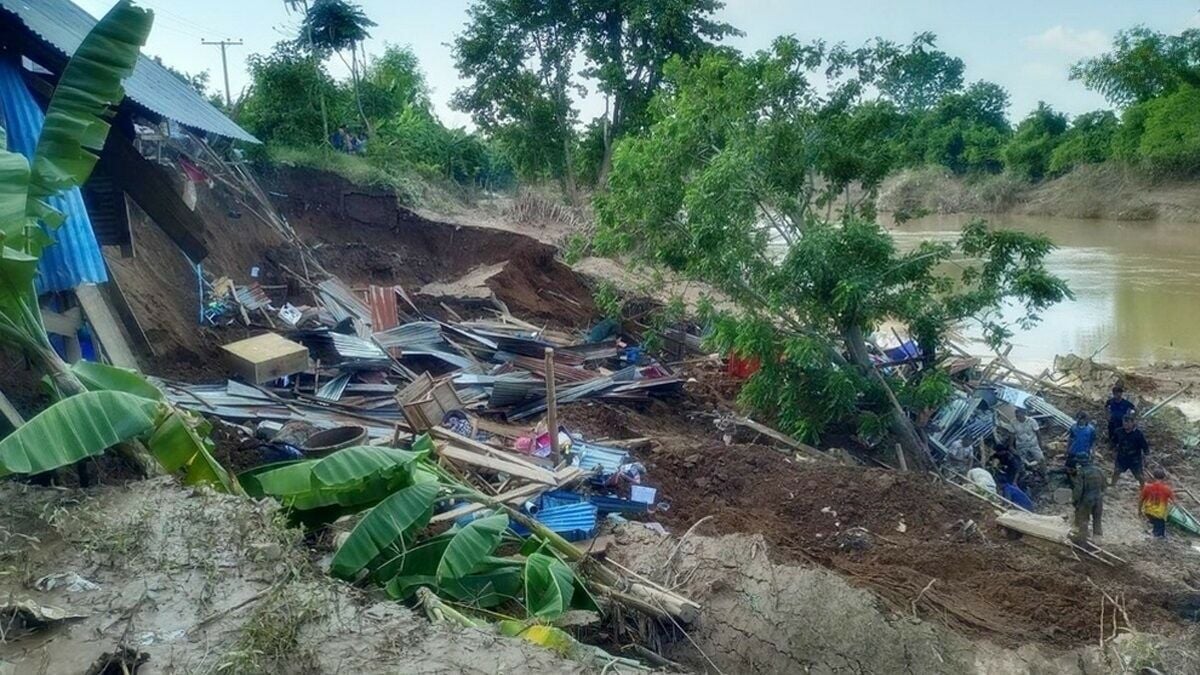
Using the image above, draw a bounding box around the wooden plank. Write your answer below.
[75,284,139,369]
[430,426,552,475]
[40,307,82,337]
[99,269,156,356]
[102,131,209,262]
[430,483,545,524]
[437,444,558,485]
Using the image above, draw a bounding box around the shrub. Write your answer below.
[1048,110,1119,175]
[1137,85,1200,175]
[1002,102,1068,181]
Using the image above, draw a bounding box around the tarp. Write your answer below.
[0,58,107,293]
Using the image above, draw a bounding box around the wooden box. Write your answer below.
[221,333,310,384]
[397,372,463,432]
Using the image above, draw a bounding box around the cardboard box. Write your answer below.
[221,333,310,384]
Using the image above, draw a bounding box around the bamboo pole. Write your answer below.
[545,348,560,463]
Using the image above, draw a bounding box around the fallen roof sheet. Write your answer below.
[0,0,258,143]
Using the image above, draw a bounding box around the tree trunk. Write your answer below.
[843,324,932,470]
[561,121,577,205]
[350,46,369,133]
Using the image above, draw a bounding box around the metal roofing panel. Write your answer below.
[0,0,258,143]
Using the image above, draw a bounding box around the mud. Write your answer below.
[0,479,585,674]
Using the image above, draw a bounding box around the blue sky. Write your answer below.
[76,0,1200,128]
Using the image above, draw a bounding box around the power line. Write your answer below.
[201,39,245,107]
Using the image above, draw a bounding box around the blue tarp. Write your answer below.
[0,59,107,293]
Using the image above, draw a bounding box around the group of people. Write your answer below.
[1064,384,1176,544]
[330,126,367,154]
[978,383,1177,544]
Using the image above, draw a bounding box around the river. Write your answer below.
[890,214,1200,372]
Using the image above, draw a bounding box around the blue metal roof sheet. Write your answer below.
[0,0,259,143]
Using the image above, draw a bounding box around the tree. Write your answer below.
[453,0,582,195]
[1048,110,1118,175]
[594,42,1070,467]
[360,44,431,124]
[873,32,965,113]
[240,42,343,145]
[577,0,738,182]
[1070,27,1200,107]
[1136,85,1200,175]
[300,0,377,131]
[906,81,1011,174]
[1003,102,1068,181]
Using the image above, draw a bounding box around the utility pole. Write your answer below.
[201,38,243,107]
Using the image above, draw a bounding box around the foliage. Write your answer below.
[1136,85,1200,175]
[1111,102,1149,163]
[1070,27,1200,106]
[1048,110,1119,175]
[301,0,376,53]
[1002,102,1068,181]
[595,43,1070,453]
[156,57,211,97]
[904,81,1011,174]
[240,42,344,146]
[357,45,431,125]
[873,32,965,113]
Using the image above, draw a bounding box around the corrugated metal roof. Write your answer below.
[0,0,258,143]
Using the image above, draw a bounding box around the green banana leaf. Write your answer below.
[311,445,424,488]
[330,481,440,580]
[524,552,576,620]
[443,566,523,608]
[376,532,454,586]
[0,390,158,476]
[436,513,509,582]
[0,149,30,237]
[27,0,152,230]
[147,411,236,493]
[71,361,163,400]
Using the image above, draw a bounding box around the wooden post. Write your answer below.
[895,443,909,472]
[545,347,560,463]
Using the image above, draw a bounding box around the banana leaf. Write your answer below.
[497,621,575,655]
[0,150,30,238]
[237,460,306,498]
[311,445,424,488]
[436,513,509,582]
[330,481,440,579]
[147,411,236,493]
[1169,504,1200,536]
[443,566,523,608]
[71,361,163,400]
[0,390,158,476]
[26,0,152,231]
[376,532,454,586]
[524,552,576,620]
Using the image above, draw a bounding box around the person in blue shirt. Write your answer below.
[1066,411,1097,460]
[1105,384,1136,443]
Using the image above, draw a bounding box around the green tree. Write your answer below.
[1003,102,1068,181]
[1111,101,1150,162]
[873,32,965,113]
[453,0,581,195]
[1136,85,1200,174]
[906,81,1011,174]
[594,42,1070,467]
[1070,27,1200,107]
[577,0,738,182]
[240,42,344,145]
[359,44,431,124]
[1047,110,1118,174]
[300,0,377,131]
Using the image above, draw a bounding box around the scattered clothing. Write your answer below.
[1071,463,1106,541]
[1140,480,1175,538]
[1011,416,1043,463]
[1000,481,1035,510]
[967,467,997,494]
[1066,421,1096,460]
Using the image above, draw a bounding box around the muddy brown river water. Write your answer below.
[891,214,1200,371]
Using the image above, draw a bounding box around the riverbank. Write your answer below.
[879,164,1200,224]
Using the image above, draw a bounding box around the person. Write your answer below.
[1010,407,1044,464]
[987,439,1024,488]
[1066,411,1097,461]
[330,126,350,152]
[1139,467,1176,539]
[1111,414,1150,487]
[1070,456,1106,543]
[1105,384,1136,443]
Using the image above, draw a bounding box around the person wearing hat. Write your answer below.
[1069,456,1106,543]
[1111,413,1150,487]
[1105,384,1136,444]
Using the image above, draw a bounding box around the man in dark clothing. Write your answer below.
[1105,385,1135,443]
[1111,414,1149,487]
[1070,457,1106,543]
[987,440,1024,488]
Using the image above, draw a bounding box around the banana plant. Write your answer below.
[244,435,598,622]
[0,2,234,491]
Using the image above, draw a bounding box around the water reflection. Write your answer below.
[889,214,1200,370]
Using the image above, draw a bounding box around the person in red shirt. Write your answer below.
[1139,468,1176,539]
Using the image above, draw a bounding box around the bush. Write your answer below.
[238,42,345,146]
[1002,102,1068,181]
[1137,85,1200,175]
[1047,110,1118,175]
[1111,102,1149,163]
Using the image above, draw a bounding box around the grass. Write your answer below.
[212,584,322,675]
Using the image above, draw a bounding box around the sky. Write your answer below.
[74,0,1200,129]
